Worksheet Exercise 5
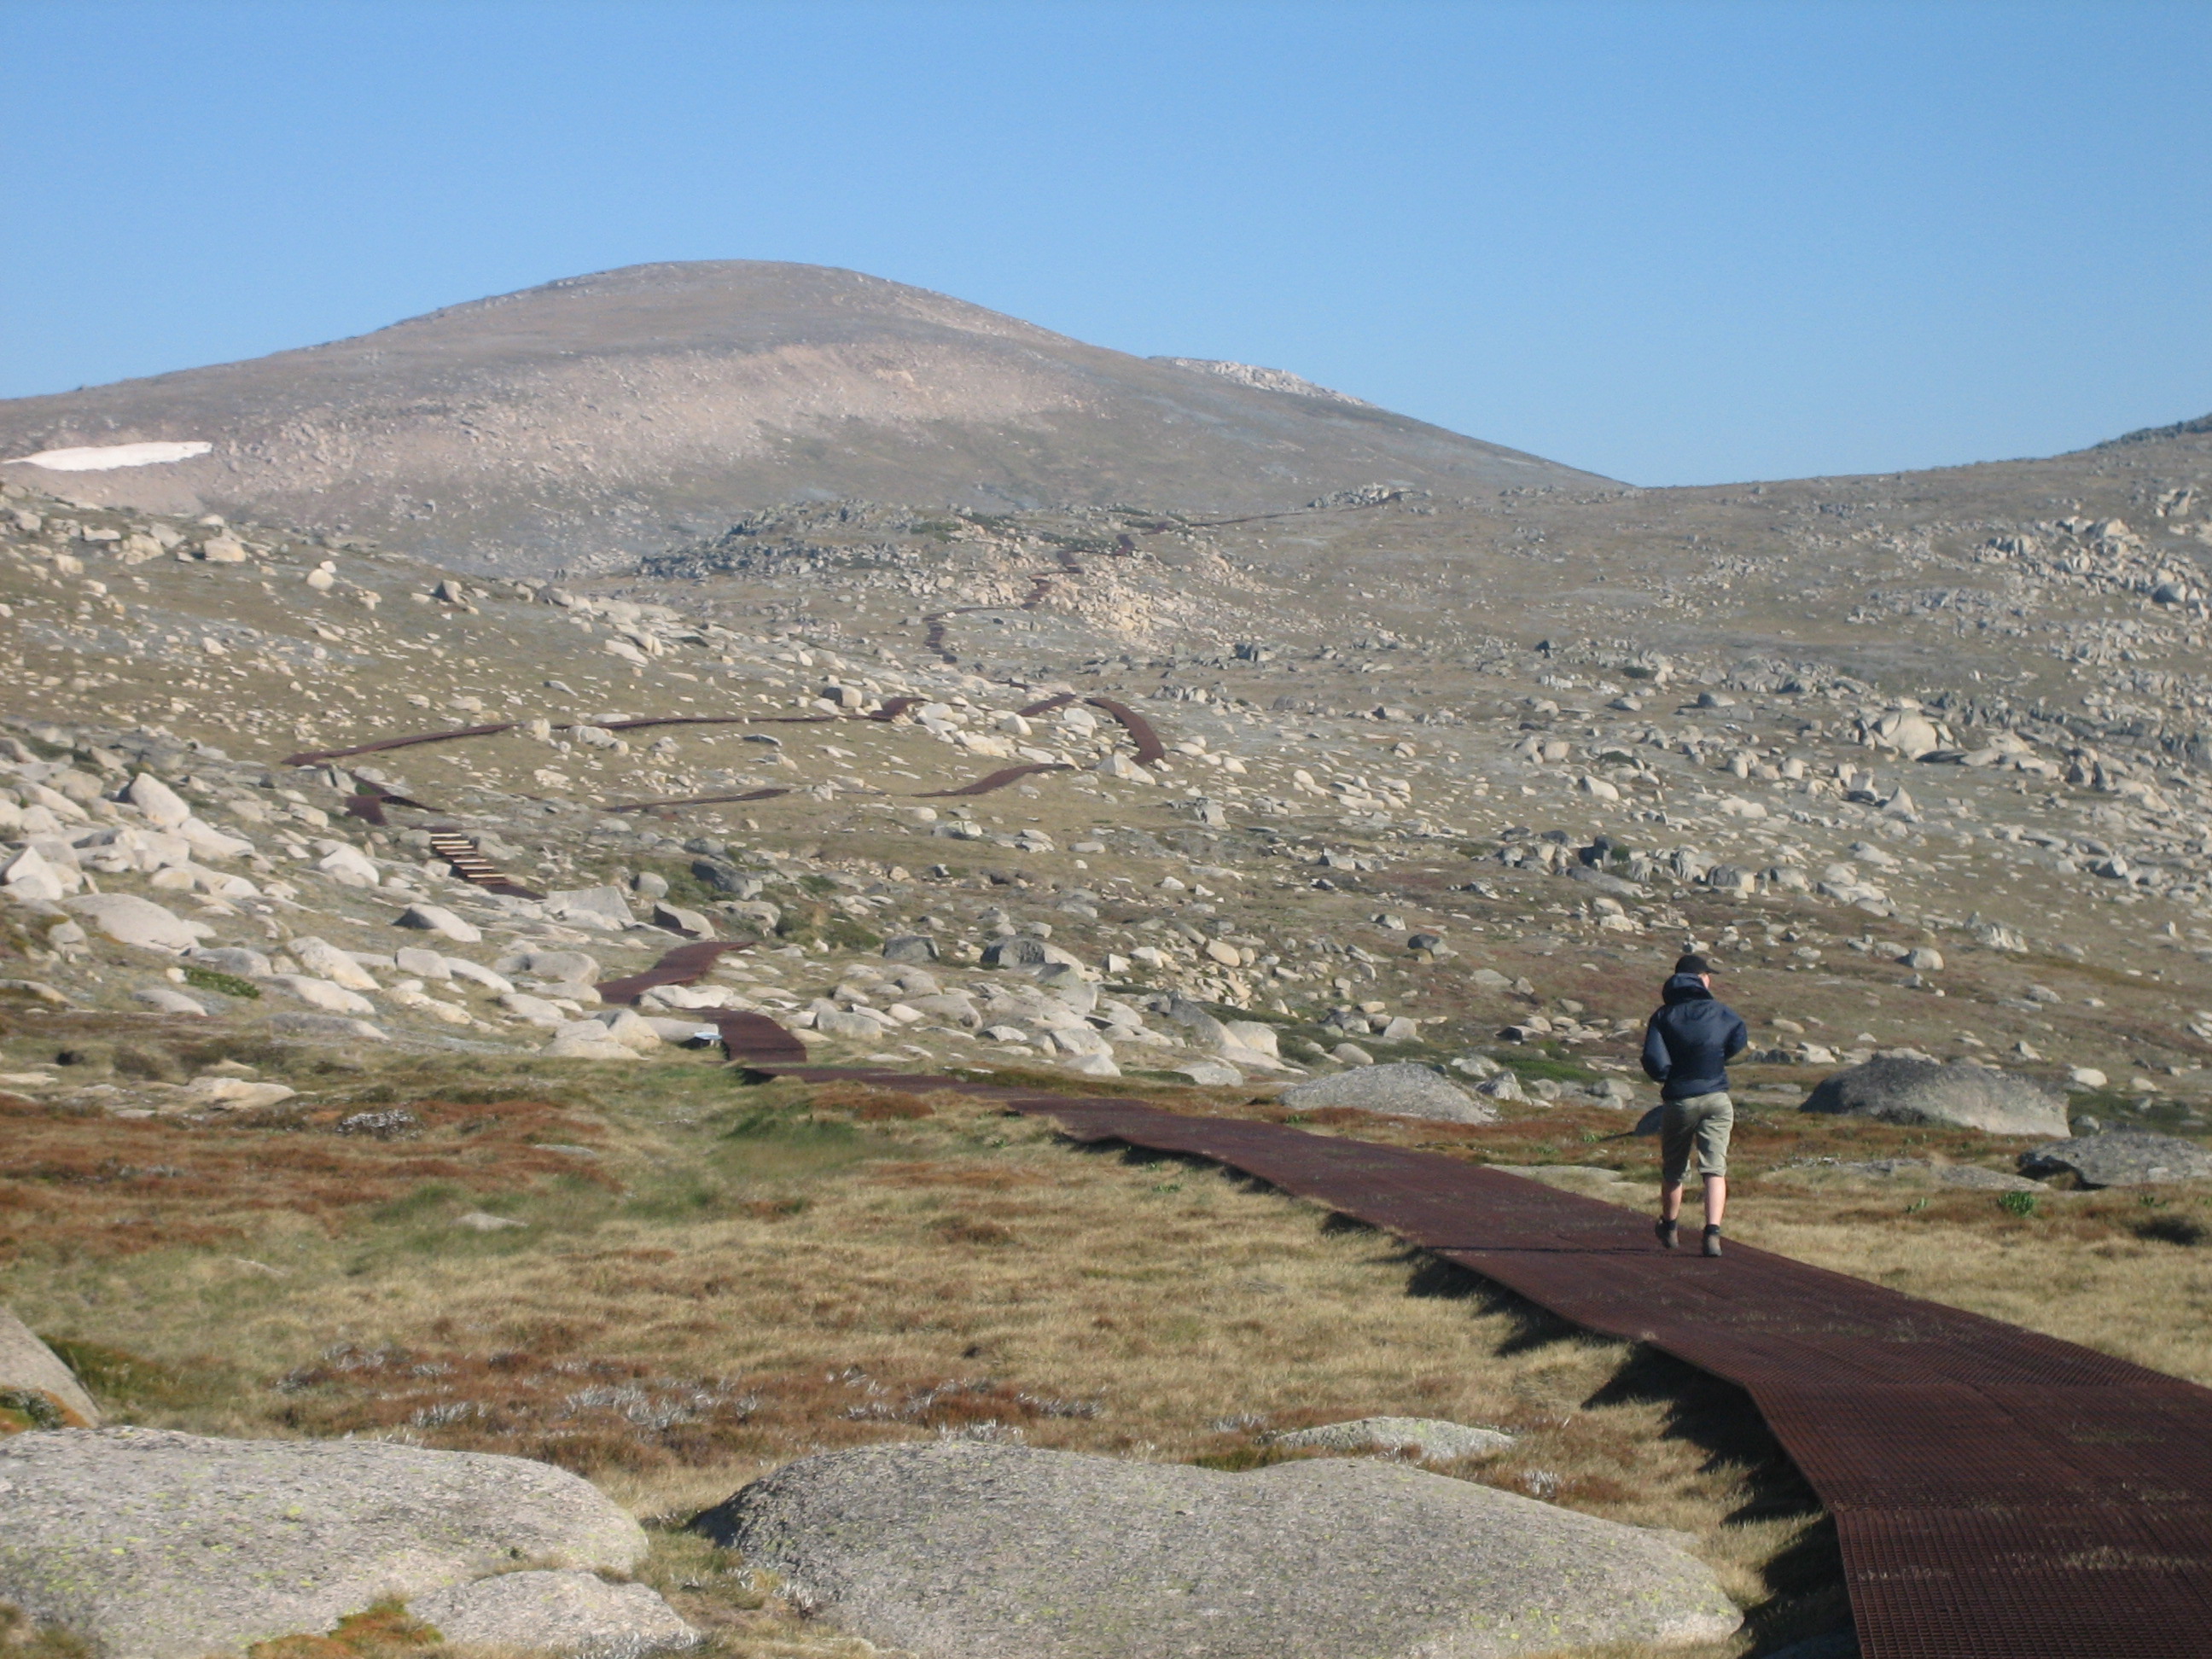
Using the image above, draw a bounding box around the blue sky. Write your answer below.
[3,1,2206,486]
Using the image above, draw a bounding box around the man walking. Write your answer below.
[1641,952,1748,1258]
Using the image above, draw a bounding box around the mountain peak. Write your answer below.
[0,259,1605,571]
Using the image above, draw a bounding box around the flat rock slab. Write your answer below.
[410,1569,697,1657]
[1765,1158,2045,1193]
[1800,1057,2067,1138]
[1278,1062,1496,1124]
[696,1441,1738,1658]
[0,1429,648,1659]
[1268,1415,1516,1462]
[2020,1131,2212,1188]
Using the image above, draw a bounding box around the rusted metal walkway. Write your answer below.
[765,1069,2212,1658]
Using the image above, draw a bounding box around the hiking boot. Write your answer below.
[1703,1226,1724,1259]
[1654,1218,1679,1250]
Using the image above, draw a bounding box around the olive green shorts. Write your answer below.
[1661,1091,1734,1185]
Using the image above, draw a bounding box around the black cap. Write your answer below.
[1674,953,1713,976]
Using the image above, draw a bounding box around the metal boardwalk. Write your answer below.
[768,1070,2212,1658]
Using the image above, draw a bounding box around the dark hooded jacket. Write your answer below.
[1641,974,1749,1101]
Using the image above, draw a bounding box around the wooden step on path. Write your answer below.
[753,1066,2212,1659]
[422,829,544,900]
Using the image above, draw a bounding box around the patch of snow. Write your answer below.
[5,440,213,472]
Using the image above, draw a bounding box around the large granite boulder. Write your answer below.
[1278,1062,1497,1124]
[2019,1131,2212,1188]
[1800,1057,2067,1138]
[695,1441,1739,1657]
[0,1429,648,1659]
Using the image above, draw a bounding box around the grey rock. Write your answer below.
[1473,1068,1527,1103]
[187,946,274,979]
[981,934,1060,969]
[547,886,637,926]
[1925,1163,2043,1192]
[1279,1062,1495,1124]
[265,1012,391,1043]
[987,938,1088,973]
[1574,1076,1639,1109]
[1567,864,1643,898]
[1170,1059,1243,1086]
[500,949,602,986]
[650,900,716,938]
[452,1210,527,1231]
[695,1441,1738,1658]
[122,772,191,829]
[1801,1057,2068,1138]
[690,859,761,898]
[1330,1042,1376,1066]
[131,983,212,1016]
[1792,1158,2043,1192]
[409,1569,697,1657]
[882,934,940,963]
[719,898,783,932]
[269,974,376,1016]
[63,894,212,954]
[0,1428,648,1659]
[1221,1017,1281,1059]
[1157,993,1236,1050]
[288,936,380,991]
[905,992,978,1027]
[443,957,514,993]
[395,903,482,943]
[1266,1416,1514,1462]
[1035,965,1097,1012]
[0,1307,99,1426]
[2019,1131,2212,1188]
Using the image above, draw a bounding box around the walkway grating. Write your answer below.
[760,1068,2212,1658]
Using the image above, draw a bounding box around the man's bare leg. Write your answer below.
[1703,1176,1727,1227]
[1660,1182,1685,1221]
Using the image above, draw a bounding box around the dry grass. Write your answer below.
[15,1054,2208,1656]
[0,1091,617,1262]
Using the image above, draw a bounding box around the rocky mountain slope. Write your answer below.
[5,397,2212,1659]
[3,400,2209,1107]
[0,262,1600,573]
